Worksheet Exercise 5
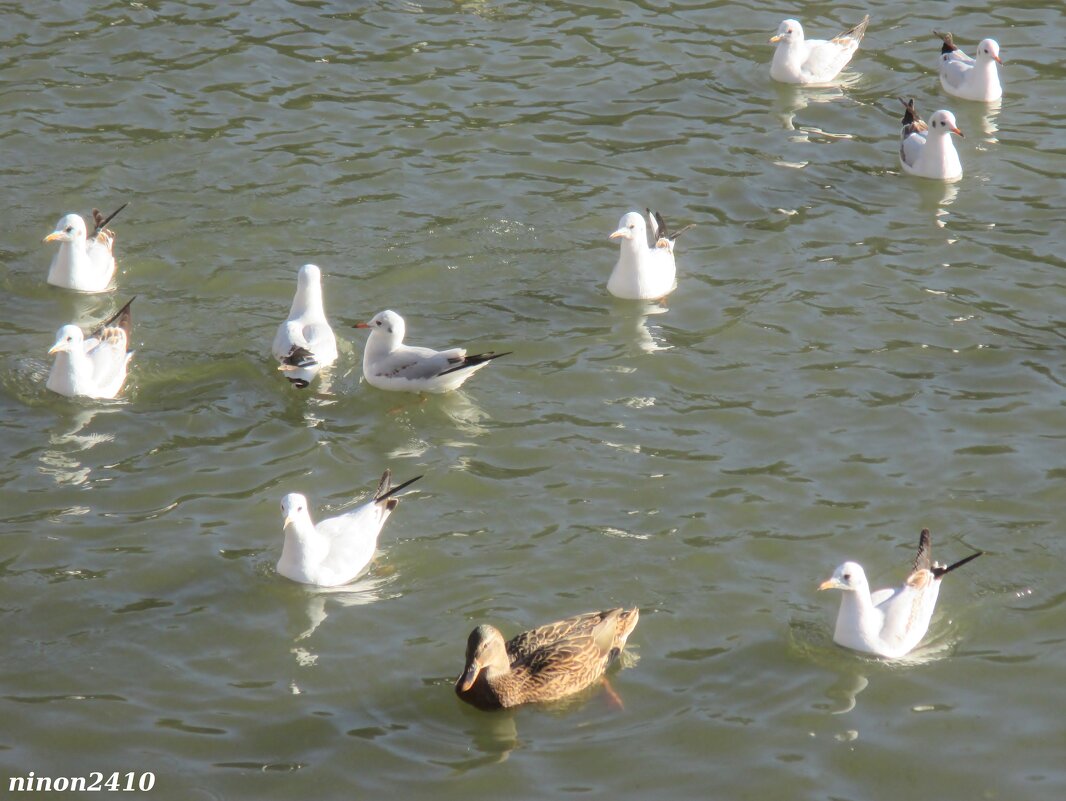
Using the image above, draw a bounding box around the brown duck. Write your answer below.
[455,608,639,710]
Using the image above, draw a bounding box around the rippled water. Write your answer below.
[1,1,1063,798]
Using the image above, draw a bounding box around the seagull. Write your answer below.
[271,264,338,389]
[898,97,964,181]
[770,15,870,85]
[46,297,135,399]
[819,528,983,658]
[607,209,691,301]
[456,608,640,709]
[43,203,128,293]
[353,310,510,393]
[277,470,422,587]
[934,31,1003,102]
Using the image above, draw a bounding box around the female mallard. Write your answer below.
[455,608,639,710]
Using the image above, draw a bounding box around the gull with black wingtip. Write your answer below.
[898,97,964,181]
[272,263,338,389]
[819,528,982,658]
[46,297,135,399]
[43,203,128,293]
[354,309,509,393]
[607,209,691,301]
[934,31,1003,103]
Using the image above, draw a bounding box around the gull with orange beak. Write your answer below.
[46,298,134,399]
[42,203,127,292]
[607,209,690,301]
[770,15,870,85]
[898,98,965,181]
[819,529,982,658]
[934,31,1003,102]
[353,309,509,393]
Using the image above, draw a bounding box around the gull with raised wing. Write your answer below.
[770,15,870,85]
[47,297,135,399]
[354,309,509,393]
[456,608,640,709]
[272,263,338,389]
[43,203,128,293]
[277,470,422,587]
[934,31,1003,102]
[819,528,982,658]
[607,209,691,301]
[898,97,964,181]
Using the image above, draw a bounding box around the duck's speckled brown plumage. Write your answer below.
[455,608,639,710]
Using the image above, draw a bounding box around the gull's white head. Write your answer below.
[357,309,406,345]
[819,561,869,593]
[296,263,322,290]
[609,211,647,244]
[281,492,312,530]
[43,213,88,245]
[976,38,1002,64]
[770,19,803,44]
[48,324,85,356]
[927,110,964,138]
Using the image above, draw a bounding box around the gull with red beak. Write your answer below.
[898,98,965,181]
[607,209,690,301]
[934,31,1003,102]
[819,528,982,658]
[42,203,127,293]
[353,309,509,393]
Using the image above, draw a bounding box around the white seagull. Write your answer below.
[277,470,422,587]
[898,98,964,181]
[43,203,127,293]
[607,209,691,301]
[770,15,870,85]
[354,309,509,394]
[819,528,983,658]
[271,263,338,389]
[934,31,1003,103]
[47,297,135,399]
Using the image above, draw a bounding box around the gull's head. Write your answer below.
[280,492,310,529]
[456,624,509,693]
[48,324,84,356]
[770,19,802,44]
[819,561,867,592]
[609,211,647,243]
[44,213,87,245]
[928,110,963,138]
[356,309,405,342]
[977,38,1002,64]
[296,263,322,290]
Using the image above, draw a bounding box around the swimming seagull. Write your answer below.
[934,31,1003,102]
[46,297,135,399]
[770,15,870,85]
[353,309,510,393]
[607,209,691,301]
[819,528,983,658]
[43,203,128,293]
[271,264,338,389]
[898,98,964,181]
[277,470,422,587]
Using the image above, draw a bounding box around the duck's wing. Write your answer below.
[507,610,611,660]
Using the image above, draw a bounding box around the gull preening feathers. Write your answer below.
[277,470,422,587]
[272,263,338,389]
[46,297,135,399]
[43,203,128,293]
[819,528,983,659]
[770,15,870,85]
[354,309,509,393]
[456,608,640,709]
[935,31,1003,102]
[607,209,691,301]
[898,98,964,181]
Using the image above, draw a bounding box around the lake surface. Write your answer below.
[1,1,1063,798]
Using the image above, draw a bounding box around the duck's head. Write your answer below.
[456,624,510,692]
